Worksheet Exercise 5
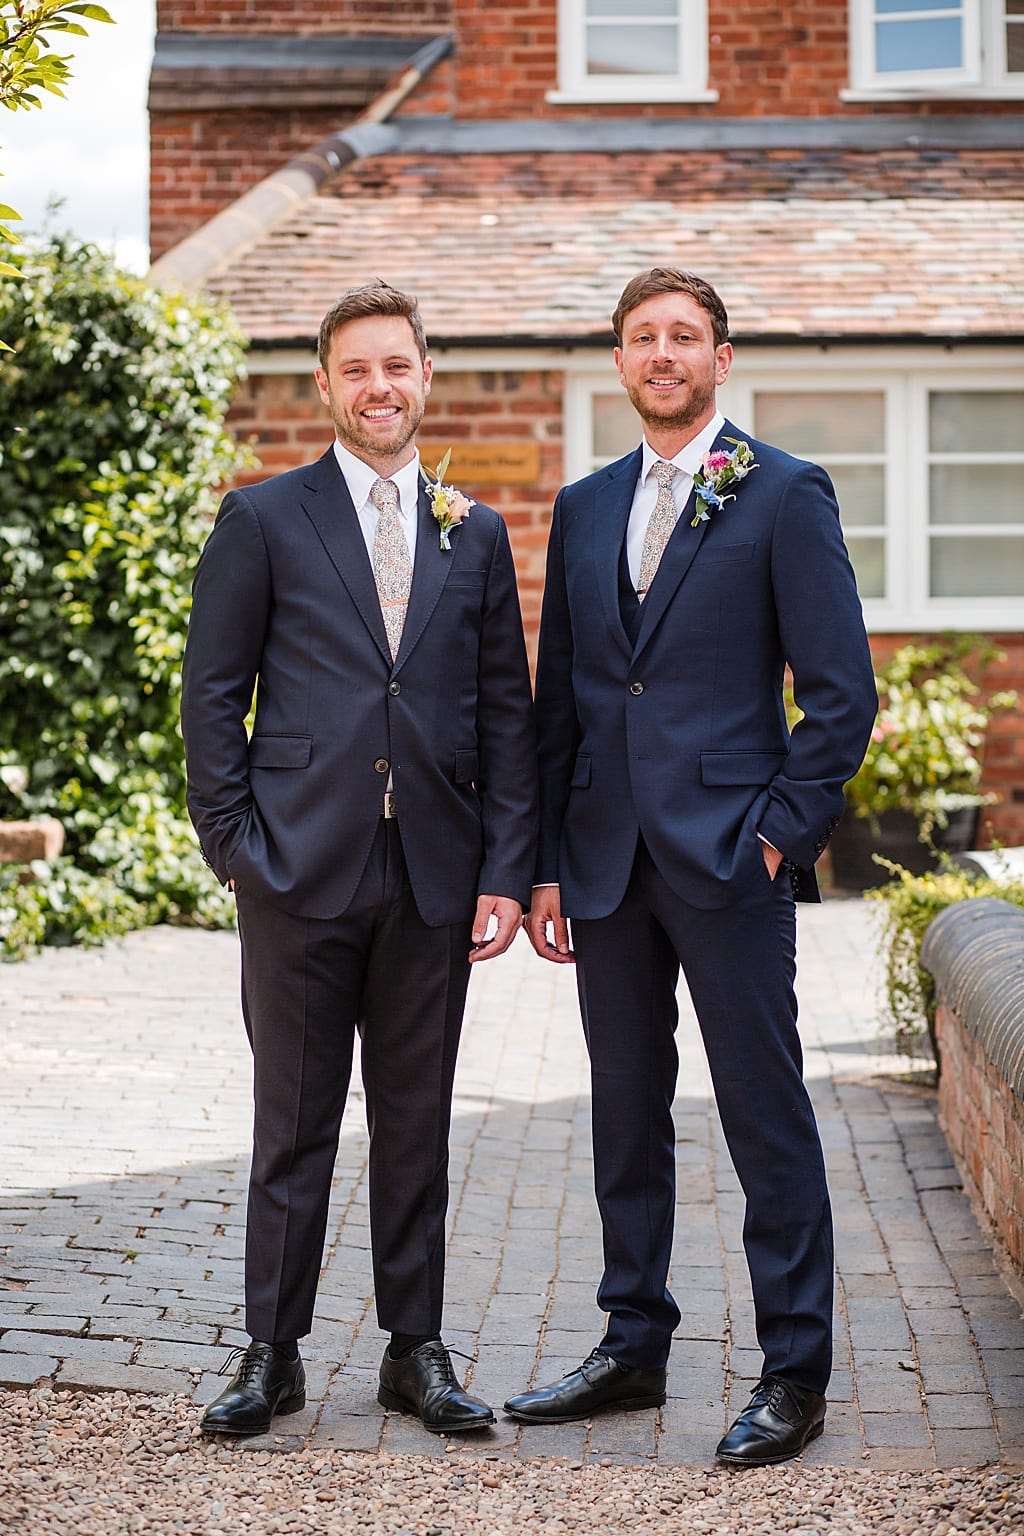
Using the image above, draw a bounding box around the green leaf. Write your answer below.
[65,4,116,21]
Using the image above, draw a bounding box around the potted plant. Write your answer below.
[830,637,1017,890]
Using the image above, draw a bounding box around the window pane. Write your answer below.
[876,18,963,72]
[1007,18,1024,72]
[930,536,1024,597]
[753,391,885,455]
[831,465,887,526]
[930,465,1023,526]
[846,536,886,600]
[593,393,639,458]
[929,391,1024,451]
[588,0,677,14]
[1007,0,1024,12]
[586,23,678,74]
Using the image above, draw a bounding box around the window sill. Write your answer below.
[841,86,1024,102]
[546,87,719,105]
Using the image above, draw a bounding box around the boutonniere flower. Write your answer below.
[691,437,758,528]
[420,448,475,551]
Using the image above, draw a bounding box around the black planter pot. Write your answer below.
[828,806,980,891]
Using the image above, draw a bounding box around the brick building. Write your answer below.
[148,1,1024,843]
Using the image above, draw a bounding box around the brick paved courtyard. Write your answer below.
[1,899,1023,1469]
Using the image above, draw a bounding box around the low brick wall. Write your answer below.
[921,898,1024,1278]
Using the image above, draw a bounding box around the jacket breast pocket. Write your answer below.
[701,541,756,565]
[700,749,786,785]
[446,569,487,588]
[248,734,312,769]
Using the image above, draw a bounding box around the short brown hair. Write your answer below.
[317,280,428,367]
[612,268,729,349]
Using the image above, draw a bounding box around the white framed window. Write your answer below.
[550,0,716,103]
[847,0,1024,97]
[565,348,1024,631]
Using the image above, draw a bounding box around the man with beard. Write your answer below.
[505,269,876,1465]
[181,281,536,1438]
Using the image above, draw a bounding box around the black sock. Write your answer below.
[254,1337,299,1361]
[389,1332,441,1359]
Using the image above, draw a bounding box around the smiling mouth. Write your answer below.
[647,378,685,388]
[362,406,401,419]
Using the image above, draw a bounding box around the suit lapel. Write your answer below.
[394,482,453,669]
[631,419,737,660]
[300,448,392,665]
[595,446,642,661]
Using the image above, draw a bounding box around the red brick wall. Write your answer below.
[448,0,1023,119]
[157,1,451,32]
[937,1001,1024,1278]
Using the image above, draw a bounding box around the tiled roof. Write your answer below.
[204,156,1024,344]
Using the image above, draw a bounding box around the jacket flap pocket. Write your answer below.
[700,749,786,786]
[702,541,756,565]
[570,753,592,789]
[446,569,487,587]
[248,734,312,769]
[454,748,479,783]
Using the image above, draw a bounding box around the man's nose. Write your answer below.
[365,368,393,396]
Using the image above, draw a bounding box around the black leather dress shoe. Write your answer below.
[504,1347,667,1424]
[201,1342,306,1437]
[716,1376,826,1465]
[378,1341,495,1434]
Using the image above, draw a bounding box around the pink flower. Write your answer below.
[445,490,473,525]
[704,450,730,475]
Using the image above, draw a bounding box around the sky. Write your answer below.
[2,0,156,272]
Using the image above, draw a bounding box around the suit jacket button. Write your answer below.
[630,681,644,695]
[374,758,389,774]
[388,681,401,695]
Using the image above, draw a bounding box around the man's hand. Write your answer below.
[761,841,784,881]
[525,884,575,964]
[469,895,523,963]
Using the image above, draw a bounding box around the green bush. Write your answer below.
[845,636,1016,827]
[0,234,253,957]
[868,854,1024,1070]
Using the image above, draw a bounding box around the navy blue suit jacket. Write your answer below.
[181,446,538,925]
[534,421,877,915]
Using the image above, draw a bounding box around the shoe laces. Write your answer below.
[412,1341,475,1383]
[217,1342,270,1381]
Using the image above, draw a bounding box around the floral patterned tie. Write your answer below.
[636,460,679,600]
[370,477,412,660]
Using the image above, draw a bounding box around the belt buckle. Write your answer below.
[382,791,397,820]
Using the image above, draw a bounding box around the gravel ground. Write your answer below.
[4,1389,1024,1536]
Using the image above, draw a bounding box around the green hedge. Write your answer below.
[0,235,254,957]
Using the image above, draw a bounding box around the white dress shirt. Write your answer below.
[625,412,724,590]
[332,439,421,566]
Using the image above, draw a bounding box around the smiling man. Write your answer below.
[506,269,876,1465]
[181,281,537,1439]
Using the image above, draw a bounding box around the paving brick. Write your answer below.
[0,1351,57,1385]
[932,1428,1001,1468]
[861,1411,931,1448]
[54,1361,194,1393]
[926,1393,995,1430]
[3,903,1024,1476]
